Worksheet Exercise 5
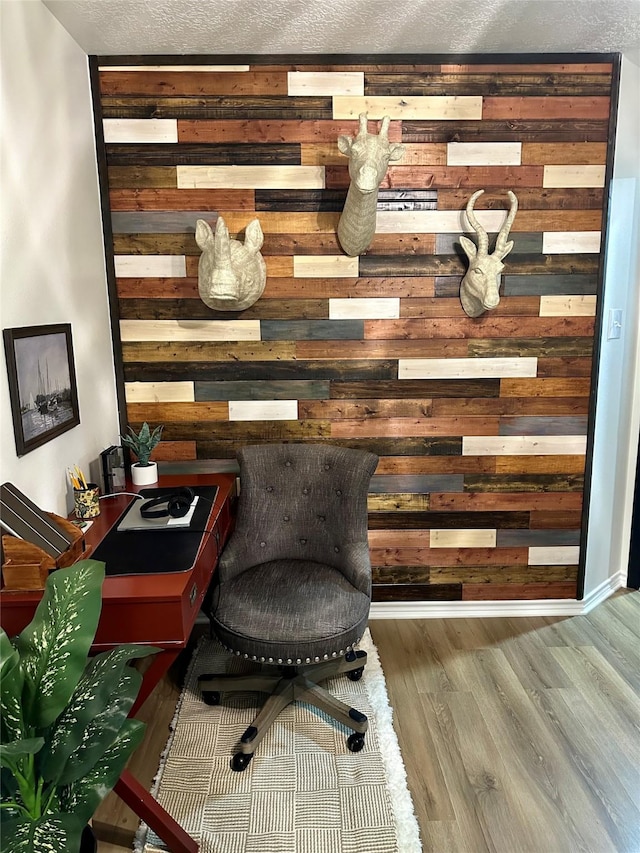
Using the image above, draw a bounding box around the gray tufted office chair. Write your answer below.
[198,442,379,771]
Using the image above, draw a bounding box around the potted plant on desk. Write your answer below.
[0,560,157,853]
[121,421,163,486]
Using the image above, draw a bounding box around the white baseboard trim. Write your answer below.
[370,572,627,619]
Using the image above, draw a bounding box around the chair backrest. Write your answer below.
[219,443,378,592]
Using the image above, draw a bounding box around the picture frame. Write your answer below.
[3,324,80,456]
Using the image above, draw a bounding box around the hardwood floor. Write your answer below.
[96,589,640,852]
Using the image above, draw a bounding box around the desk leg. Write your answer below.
[131,649,181,717]
[114,770,198,853]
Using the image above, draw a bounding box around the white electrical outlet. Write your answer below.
[607,308,623,340]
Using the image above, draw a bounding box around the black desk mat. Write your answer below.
[93,486,218,576]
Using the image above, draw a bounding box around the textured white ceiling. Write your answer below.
[42,0,640,56]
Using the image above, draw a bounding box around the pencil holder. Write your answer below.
[73,483,100,519]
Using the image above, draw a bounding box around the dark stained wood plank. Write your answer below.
[530,510,584,529]
[462,582,577,599]
[372,584,463,601]
[503,274,598,296]
[401,119,610,143]
[430,492,583,511]
[194,379,328,400]
[260,232,436,255]
[194,436,461,458]
[426,564,579,584]
[118,297,329,320]
[106,143,301,166]
[125,359,399,382]
[255,189,347,212]
[440,63,613,74]
[101,96,334,120]
[364,73,613,97]
[464,474,584,493]
[109,188,255,211]
[330,379,501,399]
[361,254,599,276]
[437,187,604,210]
[467,338,594,358]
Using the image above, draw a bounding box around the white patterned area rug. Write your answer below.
[135,629,422,853]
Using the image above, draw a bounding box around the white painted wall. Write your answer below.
[0,1,119,518]
[583,51,640,597]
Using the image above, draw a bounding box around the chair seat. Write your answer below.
[212,558,370,663]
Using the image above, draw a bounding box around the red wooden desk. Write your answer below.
[0,472,236,853]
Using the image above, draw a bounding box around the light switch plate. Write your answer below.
[607,308,622,340]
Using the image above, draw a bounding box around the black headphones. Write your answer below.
[139,487,196,520]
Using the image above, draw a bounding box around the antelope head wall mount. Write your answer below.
[336,113,405,257]
[196,217,266,312]
[459,189,518,318]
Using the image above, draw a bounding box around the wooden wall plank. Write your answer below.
[333,96,483,119]
[482,97,611,120]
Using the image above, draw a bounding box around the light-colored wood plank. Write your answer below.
[176,165,326,189]
[542,231,601,253]
[124,381,195,403]
[102,118,178,143]
[228,400,298,421]
[398,357,538,379]
[431,529,497,548]
[328,298,400,319]
[446,142,522,166]
[293,255,359,278]
[333,96,483,120]
[539,295,597,316]
[462,435,588,456]
[543,165,606,187]
[528,546,581,565]
[287,71,364,96]
[114,255,186,278]
[119,319,261,342]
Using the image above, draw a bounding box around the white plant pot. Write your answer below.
[131,461,158,486]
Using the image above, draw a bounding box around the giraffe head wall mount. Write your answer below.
[196,217,266,312]
[459,189,518,318]
[336,113,405,257]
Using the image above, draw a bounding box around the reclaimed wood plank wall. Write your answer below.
[94,56,616,603]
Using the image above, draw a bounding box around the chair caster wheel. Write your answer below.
[347,732,365,753]
[231,752,253,772]
[202,691,220,706]
[347,667,364,681]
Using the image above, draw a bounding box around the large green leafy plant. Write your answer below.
[0,560,156,852]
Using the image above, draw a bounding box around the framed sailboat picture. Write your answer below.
[3,324,80,456]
